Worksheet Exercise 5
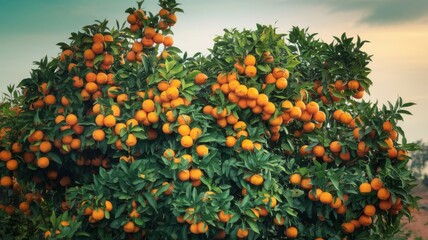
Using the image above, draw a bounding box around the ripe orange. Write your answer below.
[250,174,264,186]
[218,210,232,223]
[289,106,302,119]
[125,133,137,147]
[237,228,249,238]
[178,170,190,181]
[177,124,191,136]
[180,136,193,148]
[306,101,319,114]
[347,80,359,90]
[241,139,254,151]
[329,141,342,153]
[91,208,105,221]
[300,178,313,190]
[285,226,298,238]
[377,188,391,200]
[103,115,116,128]
[382,121,393,132]
[92,42,104,54]
[147,112,159,123]
[359,214,372,226]
[194,73,208,85]
[341,222,355,233]
[363,204,376,216]
[123,221,135,233]
[244,54,256,66]
[194,145,208,158]
[312,145,325,157]
[319,192,333,204]
[0,150,12,162]
[275,77,288,90]
[289,173,302,185]
[370,178,383,191]
[308,188,323,201]
[37,157,50,169]
[359,182,372,194]
[92,129,105,142]
[19,201,30,212]
[197,221,208,234]
[189,127,202,140]
[244,65,257,78]
[330,197,342,209]
[65,114,78,126]
[189,169,203,181]
[177,114,192,125]
[142,99,155,112]
[5,159,18,171]
[0,176,13,187]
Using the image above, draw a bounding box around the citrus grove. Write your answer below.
[0,0,419,239]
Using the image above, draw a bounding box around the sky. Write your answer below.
[0,0,427,143]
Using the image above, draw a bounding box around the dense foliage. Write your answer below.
[0,1,419,239]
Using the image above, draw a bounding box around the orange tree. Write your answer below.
[0,0,419,239]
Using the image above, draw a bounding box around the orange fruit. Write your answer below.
[123,221,135,233]
[359,214,372,226]
[189,168,203,181]
[147,112,159,123]
[37,157,50,169]
[125,133,137,147]
[308,188,323,201]
[250,174,264,186]
[244,54,256,66]
[341,222,355,233]
[347,80,359,90]
[306,101,319,114]
[178,170,190,181]
[65,113,78,126]
[180,136,193,148]
[285,226,298,238]
[290,106,302,119]
[275,77,288,90]
[0,176,13,187]
[194,73,208,85]
[197,221,208,234]
[359,182,372,194]
[189,127,202,140]
[0,150,12,161]
[5,159,18,171]
[300,178,313,190]
[379,199,392,210]
[370,178,383,191]
[313,145,325,157]
[91,208,105,221]
[244,65,257,78]
[382,121,393,132]
[289,173,302,186]
[196,145,209,157]
[142,99,155,112]
[363,204,376,216]
[103,115,116,128]
[330,198,342,209]
[319,192,333,204]
[241,139,254,151]
[177,124,191,136]
[177,114,192,125]
[237,228,249,238]
[377,188,390,200]
[92,129,105,142]
[329,141,342,153]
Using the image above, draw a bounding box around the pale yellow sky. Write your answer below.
[1,0,427,142]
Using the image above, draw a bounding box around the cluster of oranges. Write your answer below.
[0,1,417,239]
[126,8,175,62]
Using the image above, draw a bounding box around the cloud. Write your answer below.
[286,0,428,25]
[359,0,428,24]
